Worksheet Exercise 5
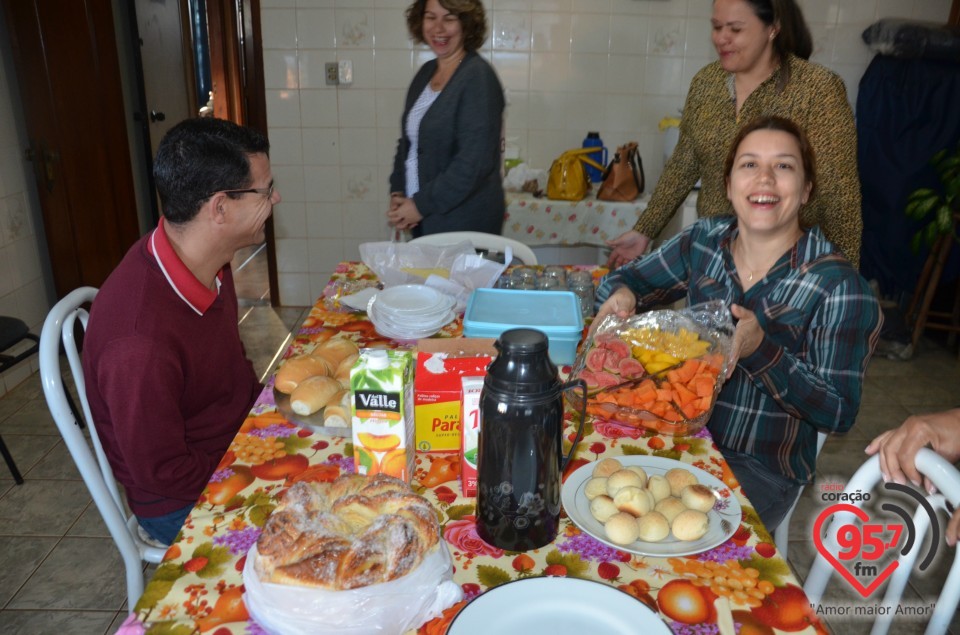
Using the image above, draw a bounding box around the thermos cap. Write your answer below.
[486,328,559,396]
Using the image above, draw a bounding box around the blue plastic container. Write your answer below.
[463,289,584,365]
[582,132,607,183]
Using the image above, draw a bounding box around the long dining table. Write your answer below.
[129,261,825,635]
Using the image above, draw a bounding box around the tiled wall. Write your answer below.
[261,0,952,306]
[0,13,48,397]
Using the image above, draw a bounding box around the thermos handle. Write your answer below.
[559,378,588,473]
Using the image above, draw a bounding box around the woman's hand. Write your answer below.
[605,231,651,268]
[865,409,960,490]
[386,196,423,230]
[592,287,637,334]
[728,304,763,377]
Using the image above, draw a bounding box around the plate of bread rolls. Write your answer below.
[272,337,360,436]
[561,456,740,557]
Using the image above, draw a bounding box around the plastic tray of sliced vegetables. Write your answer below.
[569,300,734,435]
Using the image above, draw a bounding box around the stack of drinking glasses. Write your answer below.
[495,266,595,318]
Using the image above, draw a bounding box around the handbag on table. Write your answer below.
[597,142,645,202]
[547,148,606,201]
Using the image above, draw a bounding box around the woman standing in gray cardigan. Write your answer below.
[387,0,505,237]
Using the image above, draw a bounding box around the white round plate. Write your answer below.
[448,577,671,635]
[367,296,453,340]
[376,284,448,313]
[561,455,740,557]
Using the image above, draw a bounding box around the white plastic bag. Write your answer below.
[359,241,508,313]
[243,543,463,635]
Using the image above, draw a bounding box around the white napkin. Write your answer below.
[340,286,379,312]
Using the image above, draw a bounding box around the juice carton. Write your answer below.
[350,348,414,482]
[414,338,496,452]
[460,376,484,497]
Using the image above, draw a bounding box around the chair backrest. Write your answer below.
[39,287,165,612]
[804,448,960,635]
[774,430,828,559]
[409,231,539,265]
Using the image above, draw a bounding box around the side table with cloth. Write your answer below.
[129,262,824,635]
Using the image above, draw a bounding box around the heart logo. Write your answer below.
[812,503,899,597]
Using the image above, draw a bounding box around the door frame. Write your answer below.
[207,0,278,306]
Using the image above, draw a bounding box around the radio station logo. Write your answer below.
[813,481,942,598]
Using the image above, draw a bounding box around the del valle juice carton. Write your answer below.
[350,349,414,482]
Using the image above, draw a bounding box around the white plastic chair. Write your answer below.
[804,448,960,635]
[409,231,538,265]
[775,430,828,560]
[39,287,165,611]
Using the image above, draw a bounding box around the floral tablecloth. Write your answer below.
[502,192,646,247]
[130,263,823,635]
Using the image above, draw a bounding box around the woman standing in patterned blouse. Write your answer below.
[606,0,862,269]
[387,0,505,237]
[595,117,881,531]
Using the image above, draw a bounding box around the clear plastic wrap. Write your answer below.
[243,543,463,635]
[569,300,734,436]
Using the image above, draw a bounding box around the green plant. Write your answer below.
[906,142,960,253]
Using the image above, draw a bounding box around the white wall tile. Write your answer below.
[300,89,340,127]
[531,14,571,52]
[268,128,305,166]
[302,128,341,165]
[272,201,307,238]
[491,51,530,92]
[373,8,413,49]
[610,15,649,56]
[647,17,686,56]
[277,272,313,306]
[374,49,415,89]
[335,9,374,48]
[644,55,686,96]
[276,237,310,272]
[273,166,307,203]
[299,49,337,88]
[297,9,338,48]
[266,90,302,127]
[570,14,611,54]
[337,89,377,127]
[493,11,532,50]
[341,166,378,202]
[338,127,379,166]
[261,9,299,49]
[263,50,301,89]
[307,202,344,238]
[304,166,342,202]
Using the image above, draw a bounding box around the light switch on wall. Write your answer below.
[338,60,353,86]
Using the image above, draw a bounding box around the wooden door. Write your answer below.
[134,0,196,162]
[2,0,141,297]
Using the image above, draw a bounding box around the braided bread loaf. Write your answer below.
[255,473,440,590]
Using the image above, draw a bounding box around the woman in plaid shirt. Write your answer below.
[595,116,882,532]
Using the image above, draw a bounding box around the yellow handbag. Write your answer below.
[546,148,606,201]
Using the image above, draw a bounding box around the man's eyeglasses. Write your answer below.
[219,182,274,200]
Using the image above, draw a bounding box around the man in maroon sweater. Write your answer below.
[83,118,278,544]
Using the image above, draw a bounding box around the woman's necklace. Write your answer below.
[735,237,769,283]
[430,53,465,91]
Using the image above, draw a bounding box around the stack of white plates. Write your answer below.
[367,284,456,340]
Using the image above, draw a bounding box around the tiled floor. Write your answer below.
[1,265,959,633]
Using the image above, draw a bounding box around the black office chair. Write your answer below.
[0,316,40,484]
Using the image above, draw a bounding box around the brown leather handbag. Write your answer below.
[597,142,644,202]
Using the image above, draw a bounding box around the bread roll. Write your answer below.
[584,477,608,501]
[606,469,645,497]
[604,512,640,545]
[334,354,359,388]
[589,495,619,523]
[665,468,699,497]
[646,474,671,502]
[681,484,716,513]
[654,496,687,523]
[321,389,351,427]
[625,465,648,486]
[291,375,342,415]
[313,338,360,367]
[673,509,710,541]
[637,511,671,542]
[613,486,654,517]
[592,458,623,478]
[275,355,333,394]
